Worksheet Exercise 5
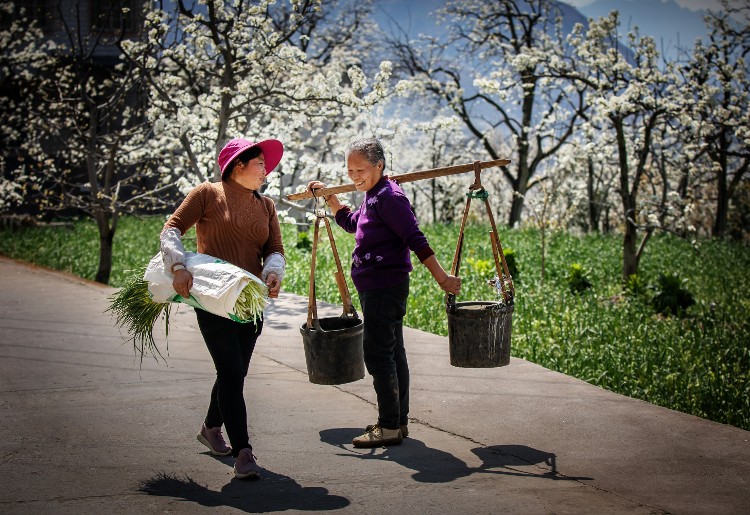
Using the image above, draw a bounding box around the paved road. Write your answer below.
[0,256,748,514]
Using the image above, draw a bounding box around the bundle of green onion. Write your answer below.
[231,280,269,324]
[108,267,268,362]
[107,269,172,363]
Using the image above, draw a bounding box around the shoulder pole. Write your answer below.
[285,158,511,201]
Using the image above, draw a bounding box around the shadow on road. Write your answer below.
[138,468,349,512]
[319,428,593,484]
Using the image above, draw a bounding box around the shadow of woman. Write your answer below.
[319,427,472,483]
[471,445,589,480]
[318,429,593,484]
[138,468,349,513]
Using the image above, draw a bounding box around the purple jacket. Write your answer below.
[335,176,434,292]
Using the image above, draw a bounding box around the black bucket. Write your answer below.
[300,316,365,385]
[447,301,513,368]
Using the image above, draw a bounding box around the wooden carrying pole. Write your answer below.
[285,158,511,201]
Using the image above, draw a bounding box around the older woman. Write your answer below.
[309,137,461,447]
[161,138,286,479]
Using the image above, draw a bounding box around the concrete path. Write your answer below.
[0,256,748,514]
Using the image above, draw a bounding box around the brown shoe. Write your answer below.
[353,424,403,448]
[366,423,408,438]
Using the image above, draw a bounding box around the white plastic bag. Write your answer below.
[143,251,268,323]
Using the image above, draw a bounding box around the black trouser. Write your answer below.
[195,309,262,458]
[358,277,410,430]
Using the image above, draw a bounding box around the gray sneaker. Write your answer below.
[197,424,231,456]
[353,424,403,448]
[234,448,260,479]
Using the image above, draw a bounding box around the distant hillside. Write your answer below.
[375,0,590,40]
[570,0,708,59]
[374,0,708,61]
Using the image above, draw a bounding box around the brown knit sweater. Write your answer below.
[164,179,284,279]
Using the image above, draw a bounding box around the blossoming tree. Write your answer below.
[676,2,749,237]
[387,0,587,227]
[1,1,178,284]
[567,12,682,279]
[119,0,392,204]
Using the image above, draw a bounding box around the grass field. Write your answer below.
[1,215,748,431]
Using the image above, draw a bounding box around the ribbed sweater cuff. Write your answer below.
[334,206,351,224]
[415,244,435,263]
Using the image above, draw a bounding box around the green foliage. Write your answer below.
[503,247,519,279]
[624,273,647,298]
[295,231,312,251]
[464,247,517,284]
[0,215,190,286]
[0,218,100,280]
[1,217,749,431]
[466,257,494,277]
[651,272,696,316]
[567,262,593,294]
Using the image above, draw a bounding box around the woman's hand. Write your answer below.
[307,180,326,191]
[422,255,461,295]
[172,269,193,298]
[307,180,342,213]
[439,274,462,296]
[265,272,281,299]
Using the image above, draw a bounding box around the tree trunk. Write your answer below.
[587,157,599,232]
[711,81,739,239]
[540,222,546,285]
[507,75,536,228]
[614,117,639,281]
[622,219,638,281]
[508,151,530,227]
[93,205,119,285]
[508,188,525,227]
[712,129,730,237]
[431,178,437,224]
[95,223,115,284]
[604,206,611,233]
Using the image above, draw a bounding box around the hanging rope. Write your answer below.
[466,189,490,200]
[306,195,358,329]
[447,161,515,308]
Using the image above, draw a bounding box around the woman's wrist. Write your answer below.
[327,196,342,214]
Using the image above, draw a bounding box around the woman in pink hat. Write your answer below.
[159,137,285,479]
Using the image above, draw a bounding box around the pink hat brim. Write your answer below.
[219,138,284,177]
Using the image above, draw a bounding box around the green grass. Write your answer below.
[1,216,748,430]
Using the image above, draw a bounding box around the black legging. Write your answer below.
[359,277,410,430]
[195,309,263,458]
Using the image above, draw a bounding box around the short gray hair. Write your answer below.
[345,137,386,171]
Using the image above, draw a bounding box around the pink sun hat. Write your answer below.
[218,138,284,177]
